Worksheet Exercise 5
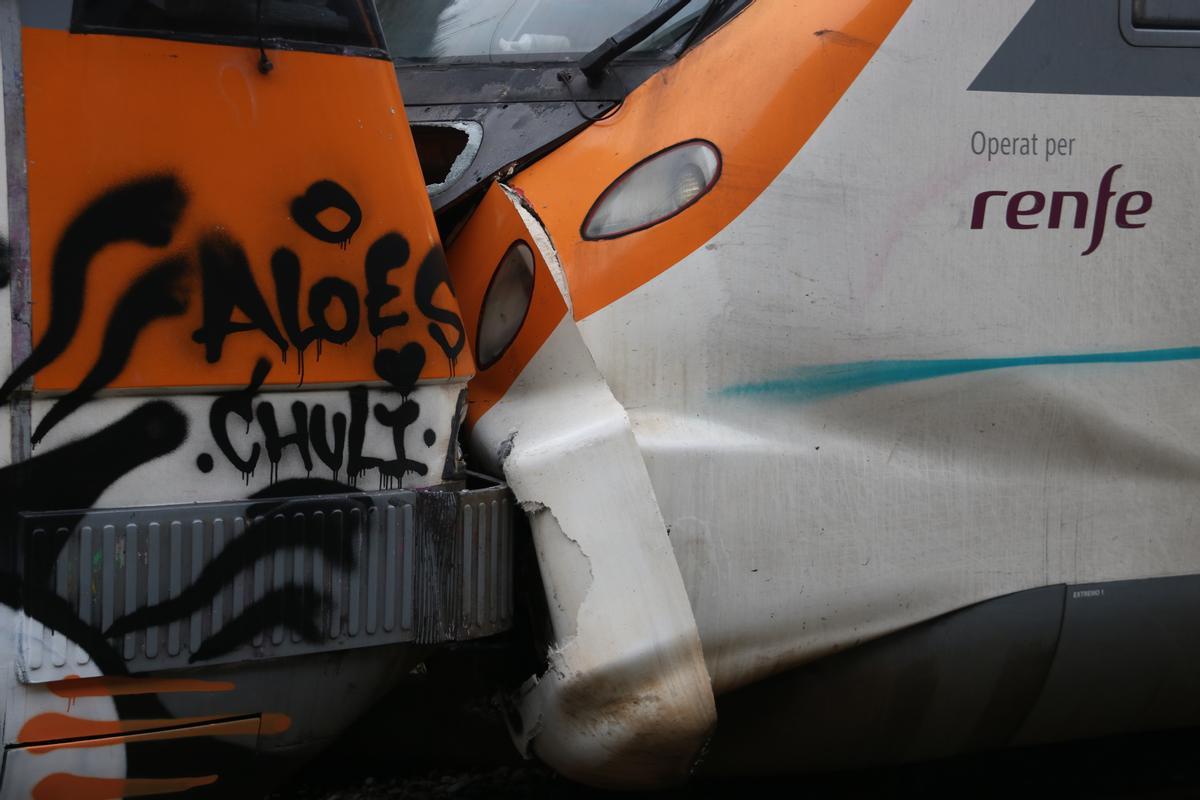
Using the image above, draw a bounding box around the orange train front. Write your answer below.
[0,1,512,798]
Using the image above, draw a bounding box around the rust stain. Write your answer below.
[32,773,217,799]
[46,675,235,699]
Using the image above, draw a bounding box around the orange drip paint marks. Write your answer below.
[19,712,293,752]
[19,713,228,745]
[259,712,293,735]
[32,773,217,800]
[45,675,235,699]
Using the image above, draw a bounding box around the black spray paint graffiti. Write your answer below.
[191,179,464,389]
[100,478,373,662]
[183,177,464,484]
[0,174,465,790]
[0,173,465,486]
[31,254,190,445]
[0,236,11,289]
[0,175,188,407]
[0,399,375,653]
[290,179,362,246]
[207,357,433,487]
[0,173,470,680]
[0,407,375,780]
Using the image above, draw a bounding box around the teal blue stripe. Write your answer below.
[721,346,1200,402]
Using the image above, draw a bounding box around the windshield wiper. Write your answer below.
[579,0,694,85]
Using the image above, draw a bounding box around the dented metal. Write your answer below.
[481,318,716,788]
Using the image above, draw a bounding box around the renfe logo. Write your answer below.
[970,164,1152,255]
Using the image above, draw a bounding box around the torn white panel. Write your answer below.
[503,184,573,313]
[524,502,590,640]
[472,316,715,789]
[29,382,463,509]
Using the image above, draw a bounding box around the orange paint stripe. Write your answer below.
[444,184,568,427]
[46,675,235,698]
[20,712,290,753]
[33,773,217,800]
[512,0,912,320]
[467,0,911,424]
[20,713,228,744]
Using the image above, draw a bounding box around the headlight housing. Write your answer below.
[582,139,721,240]
[476,241,536,369]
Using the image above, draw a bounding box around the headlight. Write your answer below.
[476,241,536,369]
[582,140,721,240]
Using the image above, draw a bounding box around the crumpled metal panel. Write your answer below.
[14,483,512,680]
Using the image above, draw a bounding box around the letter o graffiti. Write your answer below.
[290,180,363,245]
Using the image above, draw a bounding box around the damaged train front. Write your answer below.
[0,1,513,797]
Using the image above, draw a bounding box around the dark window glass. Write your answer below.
[75,0,381,49]
[1132,0,1200,29]
[377,0,711,63]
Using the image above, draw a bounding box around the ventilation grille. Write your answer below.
[16,483,513,680]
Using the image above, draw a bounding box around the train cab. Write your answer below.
[0,1,511,797]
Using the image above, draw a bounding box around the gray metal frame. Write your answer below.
[16,481,514,679]
[1119,0,1200,46]
[2,0,32,465]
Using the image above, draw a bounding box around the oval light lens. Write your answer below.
[476,241,536,369]
[582,140,721,240]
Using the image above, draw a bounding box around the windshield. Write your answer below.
[76,0,381,48]
[377,0,712,62]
